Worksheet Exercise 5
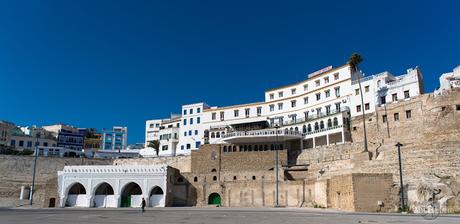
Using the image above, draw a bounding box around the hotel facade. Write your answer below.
[145,64,424,157]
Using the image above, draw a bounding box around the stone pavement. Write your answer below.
[1,207,459,224]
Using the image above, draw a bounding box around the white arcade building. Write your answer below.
[58,165,174,208]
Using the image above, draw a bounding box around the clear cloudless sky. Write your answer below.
[0,0,459,144]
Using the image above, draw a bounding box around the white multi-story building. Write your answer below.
[145,63,424,156]
[435,65,460,95]
[145,119,161,145]
[177,103,209,155]
[158,116,181,157]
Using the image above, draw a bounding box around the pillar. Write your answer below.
[341,130,345,143]
[312,137,316,148]
[59,195,67,208]
[86,195,94,208]
[114,194,121,208]
[326,134,330,146]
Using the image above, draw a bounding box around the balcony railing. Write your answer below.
[222,128,303,139]
[270,106,349,128]
[303,124,343,136]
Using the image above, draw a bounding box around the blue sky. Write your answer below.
[0,0,459,144]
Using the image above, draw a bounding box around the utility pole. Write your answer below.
[274,124,280,207]
[30,132,40,205]
[396,142,405,211]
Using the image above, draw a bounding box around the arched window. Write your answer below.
[213,176,217,181]
[211,132,215,138]
[194,177,198,182]
[254,145,258,151]
[233,145,237,152]
[233,176,237,180]
[284,128,288,134]
[177,177,184,183]
[327,119,332,128]
[216,132,220,138]
[320,121,325,129]
[294,127,299,133]
[248,145,252,151]
[302,125,307,133]
[307,124,312,132]
[252,176,256,180]
[290,127,294,132]
[333,117,338,126]
[223,146,227,152]
[314,122,319,130]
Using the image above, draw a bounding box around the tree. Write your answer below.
[147,140,160,156]
[348,53,368,152]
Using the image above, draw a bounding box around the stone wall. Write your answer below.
[0,155,111,207]
[113,154,191,172]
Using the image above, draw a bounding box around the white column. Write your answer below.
[341,130,345,143]
[312,137,316,148]
[59,195,67,208]
[114,194,121,208]
[326,134,330,146]
[86,195,94,208]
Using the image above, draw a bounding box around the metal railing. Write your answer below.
[222,128,303,139]
[270,106,349,127]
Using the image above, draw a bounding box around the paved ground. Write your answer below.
[1,207,459,224]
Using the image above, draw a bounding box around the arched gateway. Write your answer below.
[208,193,221,205]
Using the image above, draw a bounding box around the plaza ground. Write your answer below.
[1,207,459,224]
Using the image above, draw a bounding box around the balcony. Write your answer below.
[222,128,303,144]
[271,106,349,128]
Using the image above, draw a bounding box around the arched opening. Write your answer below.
[333,117,338,126]
[213,176,217,181]
[65,182,86,207]
[307,124,312,132]
[327,119,332,128]
[208,193,221,205]
[320,121,325,129]
[211,168,217,172]
[94,182,115,208]
[120,182,142,208]
[149,186,164,207]
[314,122,319,130]
[302,125,307,133]
[223,146,227,152]
[194,177,198,182]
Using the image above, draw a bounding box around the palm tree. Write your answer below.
[147,140,160,156]
[348,53,368,152]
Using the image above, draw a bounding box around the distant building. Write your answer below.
[0,120,15,146]
[145,119,161,146]
[8,125,57,151]
[42,124,85,151]
[82,128,102,150]
[435,65,460,95]
[102,126,128,151]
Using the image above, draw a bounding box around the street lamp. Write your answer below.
[396,142,405,211]
[274,124,280,207]
[30,132,40,205]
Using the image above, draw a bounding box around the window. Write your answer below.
[195,130,198,135]
[325,90,330,98]
[183,119,187,125]
[335,102,341,111]
[234,110,239,117]
[365,86,370,92]
[257,107,262,116]
[189,108,193,114]
[183,109,187,115]
[184,132,187,136]
[356,105,362,112]
[195,141,201,149]
[213,176,217,181]
[303,97,308,104]
[149,124,154,128]
[404,90,410,99]
[382,115,387,123]
[303,84,308,91]
[457,105,460,111]
[278,91,283,97]
[392,93,398,101]
[27,141,32,148]
[316,93,321,101]
[316,108,322,116]
[188,130,192,136]
[278,103,283,110]
[220,111,225,121]
[190,118,193,125]
[334,73,339,80]
[19,140,24,147]
[194,177,198,182]
[269,93,274,99]
[197,117,201,124]
[291,100,296,108]
[355,89,360,95]
[10,140,15,146]
[197,108,201,113]
[291,88,296,95]
[324,77,329,84]
[43,142,48,147]
[315,80,320,87]
[245,108,250,117]
[162,145,168,151]
[394,113,399,121]
[186,144,191,149]
[325,105,331,115]
[380,96,386,104]
[406,110,412,119]
[181,145,184,150]
[365,103,370,110]
[269,104,275,112]
[335,87,340,97]
[212,113,216,120]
